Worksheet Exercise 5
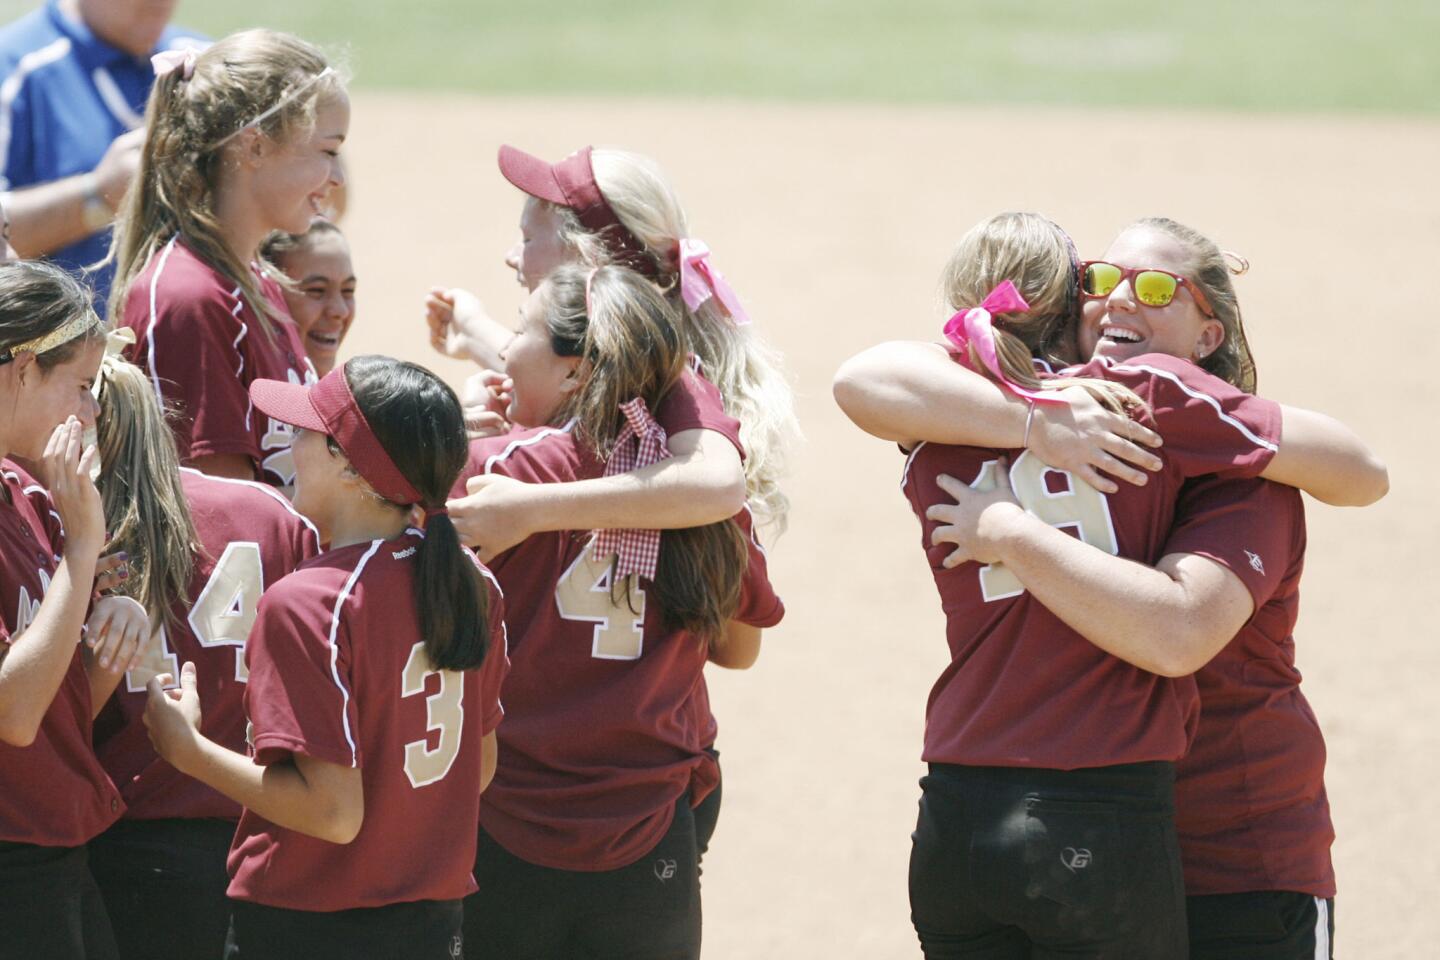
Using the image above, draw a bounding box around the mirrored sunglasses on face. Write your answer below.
[1080,261,1214,317]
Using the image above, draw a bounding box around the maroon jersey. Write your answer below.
[0,462,123,845]
[464,414,780,872]
[903,353,1282,769]
[226,532,508,911]
[93,469,320,821]
[1164,476,1335,897]
[119,237,315,488]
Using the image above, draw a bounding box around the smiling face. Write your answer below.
[1079,226,1224,365]
[500,284,582,427]
[288,425,351,541]
[504,199,575,292]
[276,230,355,376]
[253,93,350,237]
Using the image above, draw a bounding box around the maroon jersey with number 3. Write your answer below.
[119,237,315,488]
[1163,476,1335,898]
[461,378,781,872]
[94,469,321,821]
[226,532,509,910]
[0,462,123,845]
[903,353,1282,769]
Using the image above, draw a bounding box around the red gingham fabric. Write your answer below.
[592,398,671,579]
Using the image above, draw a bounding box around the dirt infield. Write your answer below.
[339,93,1437,958]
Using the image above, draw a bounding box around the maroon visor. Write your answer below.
[249,365,423,507]
[497,144,658,277]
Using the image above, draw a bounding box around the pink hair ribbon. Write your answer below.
[592,398,672,580]
[678,239,751,326]
[151,48,198,81]
[942,280,1068,405]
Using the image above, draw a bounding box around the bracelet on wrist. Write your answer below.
[1022,400,1037,449]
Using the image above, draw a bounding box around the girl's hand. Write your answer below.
[461,369,512,439]
[1028,387,1163,494]
[426,286,492,362]
[449,474,537,561]
[39,417,104,556]
[926,468,1026,568]
[85,595,150,673]
[144,662,203,771]
[93,551,129,596]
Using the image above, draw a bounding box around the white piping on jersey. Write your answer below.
[481,418,578,475]
[1312,898,1330,960]
[325,539,380,768]
[900,441,928,490]
[227,286,254,431]
[177,466,320,545]
[91,67,142,130]
[0,37,73,188]
[1106,358,1279,453]
[145,237,181,403]
[20,482,64,536]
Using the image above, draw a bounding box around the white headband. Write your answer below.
[215,67,336,147]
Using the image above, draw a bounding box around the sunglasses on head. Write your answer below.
[1080,261,1214,317]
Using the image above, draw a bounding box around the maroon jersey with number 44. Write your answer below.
[460,375,782,873]
[119,237,315,488]
[1164,476,1335,898]
[903,353,1282,770]
[94,468,321,821]
[226,532,509,910]
[0,462,123,846]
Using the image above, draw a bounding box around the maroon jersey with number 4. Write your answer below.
[119,237,315,488]
[94,468,320,821]
[0,462,123,846]
[461,381,781,872]
[1163,476,1335,898]
[226,532,509,910]
[903,353,1282,770]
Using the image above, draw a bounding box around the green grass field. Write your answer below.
[4,0,1437,112]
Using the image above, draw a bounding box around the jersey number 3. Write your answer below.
[401,642,464,788]
[973,453,1119,602]
[125,542,265,691]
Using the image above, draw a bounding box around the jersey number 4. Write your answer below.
[973,453,1119,602]
[555,550,647,660]
[125,542,266,691]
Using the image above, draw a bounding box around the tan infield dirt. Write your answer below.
[338,92,1438,958]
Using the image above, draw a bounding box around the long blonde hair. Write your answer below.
[545,148,798,536]
[107,30,346,335]
[542,264,748,642]
[94,358,201,631]
[942,212,1141,414]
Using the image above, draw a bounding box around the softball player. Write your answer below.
[832,213,1381,957]
[84,356,320,960]
[142,355,508,959]
[0,260,147,960]
[262,219,356,377]
[110,30,347,488]
[921,219,1355,958]
[459,264,783,960]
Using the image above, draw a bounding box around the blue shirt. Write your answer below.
[0,1,204,309]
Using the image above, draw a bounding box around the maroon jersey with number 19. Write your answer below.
[119,237,315,488]
[903,353,1282,770]
[0,462,123,846]
[94,468,321,821]
[226,532,509,911]
[1163,476,1335,898]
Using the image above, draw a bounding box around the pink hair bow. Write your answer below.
[592,398,672,580]
[151,48,198,80]
[942,280,1068,405]
[678,239,751,326]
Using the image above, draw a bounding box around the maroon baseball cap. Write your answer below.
[496,144,657,276]
[249,365,424,506]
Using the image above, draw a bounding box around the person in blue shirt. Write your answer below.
[0,1,202,310]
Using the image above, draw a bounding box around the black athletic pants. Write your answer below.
[223,898,463,960]
[0,841,118,960]
[88,817,235,960]
[909,761,1188,959]
[1188,891,1335,959]
[464,796,701,960]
